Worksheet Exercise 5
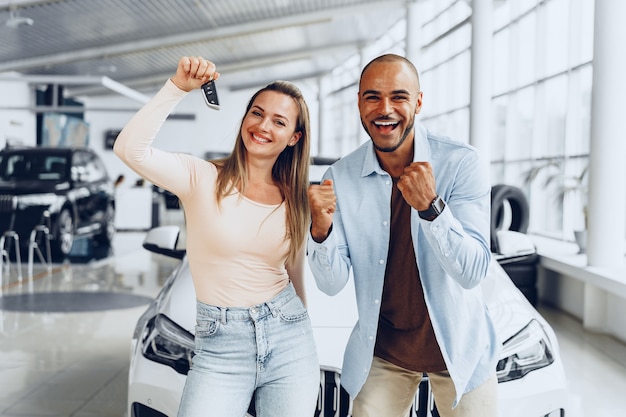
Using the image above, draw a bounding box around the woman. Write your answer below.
[114,56,319,417]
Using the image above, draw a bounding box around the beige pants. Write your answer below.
[352,356,499,417]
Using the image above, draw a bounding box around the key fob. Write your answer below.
[201,80,220,110]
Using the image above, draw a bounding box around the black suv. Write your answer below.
[0,146,115,259]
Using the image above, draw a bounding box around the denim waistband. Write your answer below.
[196,281,297,324]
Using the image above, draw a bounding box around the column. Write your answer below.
[469,0,493,163]
[317,77,325,157]
[584,0,626,330]
[405,1,421,66]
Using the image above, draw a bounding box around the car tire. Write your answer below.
[52,208,74,259]
[490,184,530,253]
[95,204,115,245]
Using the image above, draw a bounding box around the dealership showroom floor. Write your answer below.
[0,210,625,417]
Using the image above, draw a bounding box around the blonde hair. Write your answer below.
[213,81,311,265]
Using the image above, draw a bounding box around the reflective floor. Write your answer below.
[1,213,625,417]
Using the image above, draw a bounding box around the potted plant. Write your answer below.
[523,158,589,253]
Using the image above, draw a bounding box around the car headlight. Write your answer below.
[16,193,57,209]
[141,313,195,375]
[132,301,157,341]
[496,319,555,383]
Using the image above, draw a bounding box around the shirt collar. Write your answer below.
[360,124,431,177]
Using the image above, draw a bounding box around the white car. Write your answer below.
[127,225,571,417]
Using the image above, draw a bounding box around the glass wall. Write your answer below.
[317,0,596,244]
[418,0,594,242]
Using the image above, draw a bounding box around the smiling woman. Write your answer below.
[113,56,318,417]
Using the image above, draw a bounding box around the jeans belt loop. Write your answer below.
[267,301,279,318]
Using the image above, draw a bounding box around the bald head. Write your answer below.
[359,54,420,91]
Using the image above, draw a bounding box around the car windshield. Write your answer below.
[0,153,69,182]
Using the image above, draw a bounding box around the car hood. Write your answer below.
[0,180,66,195]
[157,260,197,332]
[155,258,359,333]
[154,257,359,370]
[482,259,544,343]
[154,256,543,369]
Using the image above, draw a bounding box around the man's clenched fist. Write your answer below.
[397,162,437,211]
[308,179,336,242]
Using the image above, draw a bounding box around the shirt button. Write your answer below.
[369,336,374,340]
[382,221,388,226]
[250,307,257,314]
[378,259,384,265]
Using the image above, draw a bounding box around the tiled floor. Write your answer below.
[1,223,625,417]
[0,230,178,417]
[539,306,626,417]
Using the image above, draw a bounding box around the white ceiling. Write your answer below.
[0,0,411,98]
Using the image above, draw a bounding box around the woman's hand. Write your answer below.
[170,56,220,92]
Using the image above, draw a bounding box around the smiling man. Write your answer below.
[307,54,500,417]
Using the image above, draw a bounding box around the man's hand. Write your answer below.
[170,56,220,92]
[397,162,437,211]
[308,179,336,242]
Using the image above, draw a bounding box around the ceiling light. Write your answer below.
[6,9,34,29]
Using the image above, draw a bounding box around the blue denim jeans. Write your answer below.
[177,282,320,417]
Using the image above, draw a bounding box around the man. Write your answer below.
[307,54,500,417]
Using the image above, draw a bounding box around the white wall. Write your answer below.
[83,84,258,184]
[0,74,37,148]
[538,269,585,318]
[1,77,320,185]
[86,83,320,182]
[538,267,626,344]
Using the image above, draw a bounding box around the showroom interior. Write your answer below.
[1,0,625,416]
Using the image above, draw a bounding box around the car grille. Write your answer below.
[0,195,16,232]
[413,377,440,417]
[314,369,439,417]
[133,368,440,417]
[0,195,16,213]
[246,369,353,417]
[317,369,351,417]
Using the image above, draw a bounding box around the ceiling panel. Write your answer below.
[0,0,410,96]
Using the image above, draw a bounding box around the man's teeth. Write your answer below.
[374,121,398,126]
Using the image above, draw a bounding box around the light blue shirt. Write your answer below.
[307,125,500,406]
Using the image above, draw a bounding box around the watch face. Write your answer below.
[418,196,444,220]
[433,196,445,213]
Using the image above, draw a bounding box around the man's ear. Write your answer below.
[415,90,423,115]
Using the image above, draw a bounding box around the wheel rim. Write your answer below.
[57,210,74,254]
[105,205,115,241]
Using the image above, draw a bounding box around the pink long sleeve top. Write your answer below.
[114,80,293,307]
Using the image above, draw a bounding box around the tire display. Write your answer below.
[491,184,538,306]
[490,184,530,253]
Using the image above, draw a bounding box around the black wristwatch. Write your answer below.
[418,195,445,221]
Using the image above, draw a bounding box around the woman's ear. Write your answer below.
[288,131,302,147]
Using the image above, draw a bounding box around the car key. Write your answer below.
[201,80,220,110]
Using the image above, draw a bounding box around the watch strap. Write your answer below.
[418,195,445,221]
